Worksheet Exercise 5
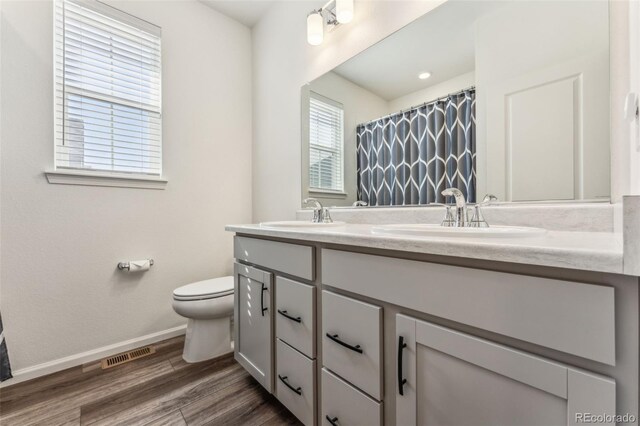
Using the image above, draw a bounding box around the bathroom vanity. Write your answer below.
[229,0,640,422]
[227,223,639,426]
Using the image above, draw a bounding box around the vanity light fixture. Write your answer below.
[418,72,432,80]
[307,11,324,46]
[336,0,354,24]
[307,0,354,46]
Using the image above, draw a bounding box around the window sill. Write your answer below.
[308,189,348,199]
[45,169,168,190]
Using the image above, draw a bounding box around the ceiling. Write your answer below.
[199,0,277,27]
[332,0,505,101]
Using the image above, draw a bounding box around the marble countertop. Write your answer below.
[225,223,624,274]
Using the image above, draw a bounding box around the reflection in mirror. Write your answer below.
[301,0,610,207]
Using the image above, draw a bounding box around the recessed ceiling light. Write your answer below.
[418,72,431,80]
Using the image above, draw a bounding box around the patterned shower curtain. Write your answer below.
[356,89,476,206]
[0,314,12,381]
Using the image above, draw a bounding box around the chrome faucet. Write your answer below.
[303,198,333,223]
[303,198,322,223]
[441,188,467,227]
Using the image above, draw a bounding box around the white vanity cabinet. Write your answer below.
[396,315,616,426]
[233,262,274,392]
[231,235,636,426]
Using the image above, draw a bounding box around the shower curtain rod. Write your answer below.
[357,85,476,127]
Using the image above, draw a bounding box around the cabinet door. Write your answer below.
[234,262,273,392]
[396,315,616,426]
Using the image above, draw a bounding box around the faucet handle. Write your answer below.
[468,194,497,228]
[310,209,321,223]
[432,203,455,227]
[321,207,333,223]
[480,194,498,206]
[441,205,455,227]
[468,205,489,228]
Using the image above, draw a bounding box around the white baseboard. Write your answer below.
[0,325,187,388]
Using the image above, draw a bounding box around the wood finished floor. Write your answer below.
[0,336,301,426]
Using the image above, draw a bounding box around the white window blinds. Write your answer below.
[309,94,344,192]
[54,0,162,176]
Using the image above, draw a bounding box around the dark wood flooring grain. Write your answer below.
[0,336,301,426]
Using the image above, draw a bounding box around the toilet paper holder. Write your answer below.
[117,259,154,271]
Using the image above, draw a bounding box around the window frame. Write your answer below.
[47,0,166,189]
[308,92,345,194]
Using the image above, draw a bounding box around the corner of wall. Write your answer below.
[623,195,640,276]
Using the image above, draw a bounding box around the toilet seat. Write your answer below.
[173,276,234,301]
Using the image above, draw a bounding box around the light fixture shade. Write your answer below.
[336,0,354,24]
[307,11,324,46]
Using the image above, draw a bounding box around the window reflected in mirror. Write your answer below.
[309,94,344,194]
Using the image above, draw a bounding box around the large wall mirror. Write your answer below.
[301,0,610,207]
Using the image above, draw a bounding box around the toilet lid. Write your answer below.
[173,276,234,301]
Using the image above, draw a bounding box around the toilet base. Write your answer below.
[182,316,232,363]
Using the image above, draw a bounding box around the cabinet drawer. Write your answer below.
[322,291,382,400]
[276,339,316,426]
[321,368,382,426]
[234,236,314,280]
[322,249,615,365]
[276,277,316,358]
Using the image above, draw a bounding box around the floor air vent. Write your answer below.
[101,345,156,369]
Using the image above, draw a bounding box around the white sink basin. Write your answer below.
[260,220,346,229]
[371,224,546,238]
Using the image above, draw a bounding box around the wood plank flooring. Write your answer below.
[0,336,301,426]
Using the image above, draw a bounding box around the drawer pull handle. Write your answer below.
[398,335,407,396]
[277,309,302,323]
[326,333,363,354]
[325,415,339,426]
[278,374,302,395]
[260,284,268,316]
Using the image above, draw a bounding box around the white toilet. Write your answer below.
[172,276,234,363]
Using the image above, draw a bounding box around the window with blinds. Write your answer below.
[54,0,162,176]
[309,94,344,192]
